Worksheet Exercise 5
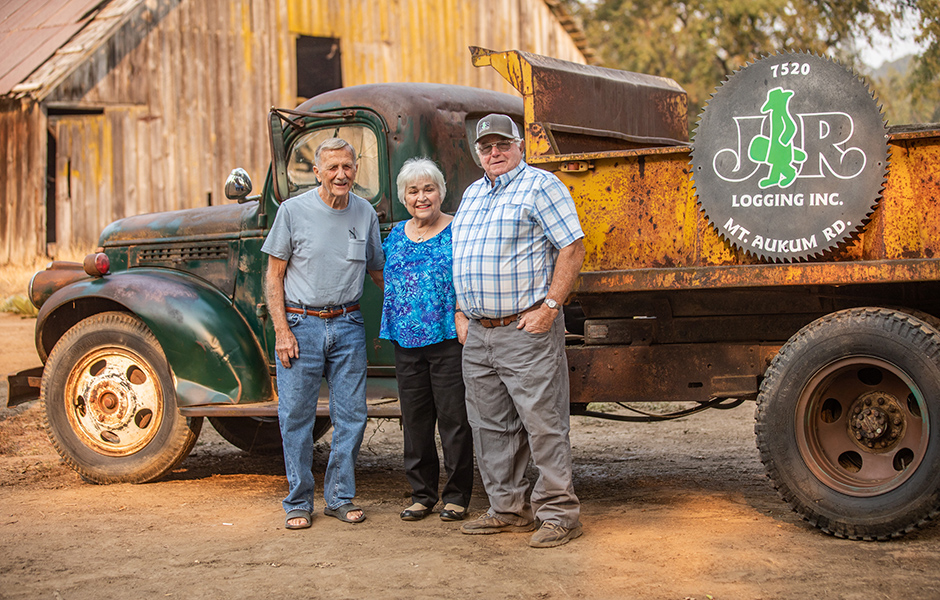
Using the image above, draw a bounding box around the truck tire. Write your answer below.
[41,312,202,484]
[756,307,940,539]
[208,415,332,455]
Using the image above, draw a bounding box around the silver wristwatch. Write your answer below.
[543,298,560,310]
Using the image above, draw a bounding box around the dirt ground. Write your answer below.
[1,312,939,600]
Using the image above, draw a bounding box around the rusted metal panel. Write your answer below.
[179,384,402,418]
[875,137,940,260]
[538,132,940,292]
[471,49,940,291]
[471,47,688,159]
[554,148,705,272]
[576,260,940,295]
[567,343,780,404]
[28,260,88,308]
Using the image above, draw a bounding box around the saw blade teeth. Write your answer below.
[689,51,889,263]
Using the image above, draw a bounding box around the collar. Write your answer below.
[485,161,527,189]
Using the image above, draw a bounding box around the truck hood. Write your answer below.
[98,201,260,247]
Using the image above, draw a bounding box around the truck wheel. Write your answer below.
[41,312,202,484]
[208,415,332,455]
[756,307,940,539]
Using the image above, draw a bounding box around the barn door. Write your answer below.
[49,107,143,252]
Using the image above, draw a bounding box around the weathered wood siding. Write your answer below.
[1,0,587,264]
[36,0,294,257]
[0,97,45,263]
[288,0,587,95]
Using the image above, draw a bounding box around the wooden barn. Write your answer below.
[0,0,593,264]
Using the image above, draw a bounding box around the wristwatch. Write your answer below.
[543,298,560,310]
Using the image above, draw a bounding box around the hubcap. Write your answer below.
[64,348,163,456]
[796,357,928,497]
[849,391,905,451]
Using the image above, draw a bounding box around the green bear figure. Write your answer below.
[748,87,807,189]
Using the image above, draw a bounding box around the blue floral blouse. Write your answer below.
[379,221,458,348]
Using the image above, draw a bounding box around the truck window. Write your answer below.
[287,126,380,201]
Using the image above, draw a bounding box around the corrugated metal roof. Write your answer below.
[0,0,108,95]
[0,0,594,99]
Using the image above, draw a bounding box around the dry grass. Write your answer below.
[0,247,87,315]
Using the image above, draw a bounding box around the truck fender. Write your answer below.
[36,269,274,408]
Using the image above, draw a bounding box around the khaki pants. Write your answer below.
[461,310,581,528]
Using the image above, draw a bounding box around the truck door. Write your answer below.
[266,117,396,375]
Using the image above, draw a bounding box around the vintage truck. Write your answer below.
[10,47,940,541]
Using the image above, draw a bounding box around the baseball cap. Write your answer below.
[474,113,520,143]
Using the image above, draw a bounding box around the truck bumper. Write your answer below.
[4,366,43,408]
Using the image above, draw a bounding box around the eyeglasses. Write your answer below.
[476,140,517,155]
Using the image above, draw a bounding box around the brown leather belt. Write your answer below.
[477,303,541,328]
[478,314,520,328]
[285,304,359,319]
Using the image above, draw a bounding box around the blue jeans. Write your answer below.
[276,306,368,514]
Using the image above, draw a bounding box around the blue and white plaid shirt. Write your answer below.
[452,161,584,319]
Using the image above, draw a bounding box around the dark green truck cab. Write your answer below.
[15,83,523,484]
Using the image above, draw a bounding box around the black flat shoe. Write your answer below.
[400,503,432,521]
[439,504,467,521]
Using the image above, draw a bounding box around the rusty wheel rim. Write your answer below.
[63,347,164,456]
[795,356,929,497]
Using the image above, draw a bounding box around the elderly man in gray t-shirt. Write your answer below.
[261,137,384,530]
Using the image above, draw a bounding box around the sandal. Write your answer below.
[285,508,312,530]
[324,503,366,524]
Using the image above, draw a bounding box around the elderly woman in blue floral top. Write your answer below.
[380,157,473,522]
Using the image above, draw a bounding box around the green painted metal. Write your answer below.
[30,82,523,412]
[266,83,523,371]
[36,269,274,407]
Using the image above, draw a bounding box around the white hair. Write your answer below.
[396,157,447,205]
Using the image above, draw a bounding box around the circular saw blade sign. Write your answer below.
[692,53,888,262]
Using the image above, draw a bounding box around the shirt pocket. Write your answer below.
[347,238,366,262]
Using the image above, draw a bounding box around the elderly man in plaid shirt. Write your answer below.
[452,113,586,548]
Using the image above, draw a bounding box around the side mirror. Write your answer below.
[269,109,289,203]
[224,168,253,202]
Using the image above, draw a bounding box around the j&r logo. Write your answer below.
[692,53,887,262]
[713,87,867,189]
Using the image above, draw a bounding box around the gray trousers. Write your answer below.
[462,309,581,528]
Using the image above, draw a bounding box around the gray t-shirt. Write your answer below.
[261,188,384,307]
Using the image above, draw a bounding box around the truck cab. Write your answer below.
[21,82,522,484]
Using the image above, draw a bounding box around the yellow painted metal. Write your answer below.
[542,133,940,292]
[476,47,940,292]
[470,47,540,156]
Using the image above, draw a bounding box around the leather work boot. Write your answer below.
[459,513,537,535]
[528,521,583,548]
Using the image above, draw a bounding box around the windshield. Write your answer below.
[286,125,380,201]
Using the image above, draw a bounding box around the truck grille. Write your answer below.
[136,244,229,263]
